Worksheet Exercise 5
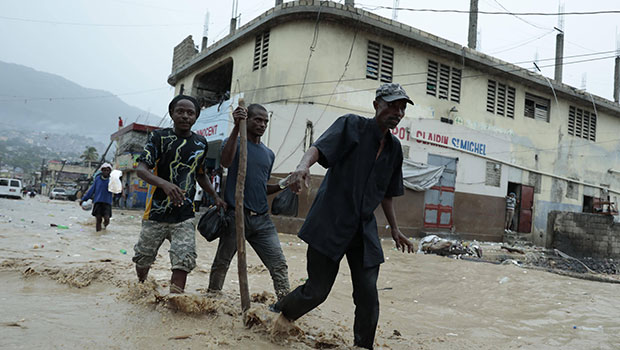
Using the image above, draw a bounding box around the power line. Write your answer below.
[488,29,555,55]
[273,7,364,171]
[3,48,616,105]
[490,0,550,30]
[0,87,169,103]
[258,53,619,104]
[233,48,620,97]
[271,3,324,161]
[106,0,196,14]
[0,15,199,27]
[356,5,620,16]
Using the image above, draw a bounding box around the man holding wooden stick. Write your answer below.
[272,83,415,349]
[207,103,290,301]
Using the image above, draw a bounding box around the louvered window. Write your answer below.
[366,41,393,83]
[253,30,270,71]
[426,60,461,103]
[524,93,550,122]
[568,106,596,141]
[487,80,515,118]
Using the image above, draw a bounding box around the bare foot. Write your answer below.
[169,284,184,294]
[270,313,303,339]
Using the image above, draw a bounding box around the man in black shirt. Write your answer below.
[272,83,415,349]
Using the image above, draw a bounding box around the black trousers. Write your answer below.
[274,234,380,349]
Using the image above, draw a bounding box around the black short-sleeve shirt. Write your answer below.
[137,128,208,223]
[298,114,404,267]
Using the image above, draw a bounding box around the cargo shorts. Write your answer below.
[132,218,197,272]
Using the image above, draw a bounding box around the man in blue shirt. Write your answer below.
[80,163,114,232]
[207,104,290,300]
[272,83,415,349]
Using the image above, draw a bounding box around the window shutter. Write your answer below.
[506,87,515,118]
[450,67,461,103]
[568,106,596,141]
[366,41,393,82]
[261,31,269,68]
[380,45,393,83]
[426,60,438,96]
[438,64,450,100]
[253,30,270,71]
[568,106,576,135]
[524,93,550,122]
[496,83,506,116]
[534,103,548,122]
[575,108,583,137]
[366,41,380,80]
[486,80,496,113]
[524,99,535,118]
[588,111,596,141]
[253,35,262,71]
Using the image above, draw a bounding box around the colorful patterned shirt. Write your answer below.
[137,128,208,223]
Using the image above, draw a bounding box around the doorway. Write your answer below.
[507,182,534,233]
[423,154,457,229]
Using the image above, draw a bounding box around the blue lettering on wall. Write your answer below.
[452,137,487,155]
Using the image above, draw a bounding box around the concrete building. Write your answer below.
[167,1,620,245]
[43,160,97,196]
[111,123,161,208]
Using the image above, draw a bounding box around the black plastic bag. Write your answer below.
[271,188,299,217]
[197,206,229,242]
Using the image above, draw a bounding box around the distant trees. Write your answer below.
[80,146,99,162]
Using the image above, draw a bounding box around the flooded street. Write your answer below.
[1,197,619,349]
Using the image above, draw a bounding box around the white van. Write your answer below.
[0,178,22,199]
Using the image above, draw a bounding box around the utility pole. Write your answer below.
[614,28,620,103]
[467,0,479,49]
[392,0,399,21]
[230,0,238,34]
[554,2,565,82]
[201,11,210,52]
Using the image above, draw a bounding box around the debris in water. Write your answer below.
[168,334,192,340]
[50,224,69,229]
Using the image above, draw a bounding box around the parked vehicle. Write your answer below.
[49,188,68,200]
[0,178,23,199]
[65,187,80,201]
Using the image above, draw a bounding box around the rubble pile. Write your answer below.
[525,252,619,275]
[417,235,482,258]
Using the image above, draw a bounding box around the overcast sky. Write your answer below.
[1,0,618,124]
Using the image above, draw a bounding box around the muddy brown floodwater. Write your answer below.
[1,197,619,349]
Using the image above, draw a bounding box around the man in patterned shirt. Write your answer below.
[132,95,224,294]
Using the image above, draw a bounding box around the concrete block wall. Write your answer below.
[547,210,620,258]
[172,35,198,72]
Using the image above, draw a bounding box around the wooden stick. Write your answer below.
[235,98,251,312]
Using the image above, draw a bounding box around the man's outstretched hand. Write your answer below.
[288,166,310,194]
[391,229,414,253]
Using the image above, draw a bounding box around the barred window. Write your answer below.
[524,93,550,122]
[485,161,501,187]
[487,80,515,118]
[253,30,270,71]
[426,60,461,103]
[366,41,394,83]
[568,106,596,141]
